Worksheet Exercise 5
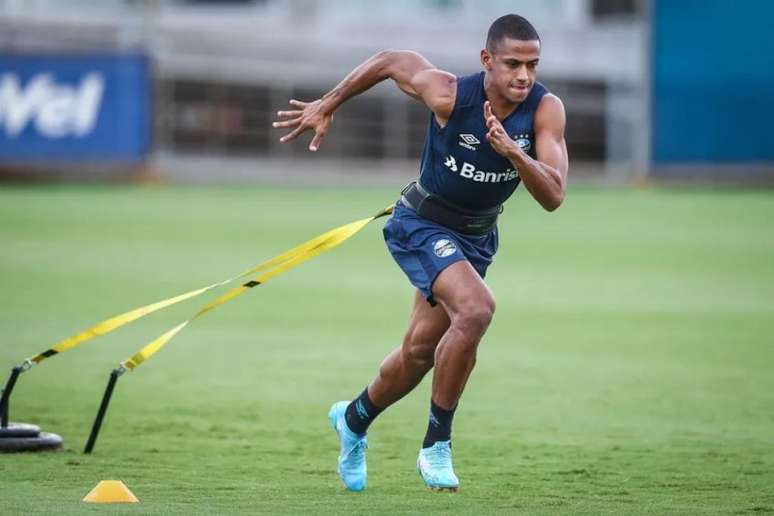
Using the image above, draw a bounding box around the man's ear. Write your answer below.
[480,48,493,71]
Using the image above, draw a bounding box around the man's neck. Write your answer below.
[483,73,520,120]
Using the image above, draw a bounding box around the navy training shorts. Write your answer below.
[383,200,499,306]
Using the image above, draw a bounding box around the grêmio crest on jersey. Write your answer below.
[417,72,548,211]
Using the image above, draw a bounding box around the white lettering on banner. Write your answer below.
[0,73,105,138]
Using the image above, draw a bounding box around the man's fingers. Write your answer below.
[272,117,302,129]
[279,125,306,143]
[277,98,329,150]
[276,110,303,118]
[487,126,503,141]
[484,102,505,135]
[486,116,503,134]
[309,131,325,152]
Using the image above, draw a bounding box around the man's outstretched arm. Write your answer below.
[273,50,456,151]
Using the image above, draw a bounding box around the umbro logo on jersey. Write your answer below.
[458,133,480,151]
[443,154,519,183]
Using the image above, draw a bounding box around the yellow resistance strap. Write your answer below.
[23,205,394,370]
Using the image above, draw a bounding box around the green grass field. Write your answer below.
[0,183,772,515]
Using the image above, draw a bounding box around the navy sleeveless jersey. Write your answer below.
[418,72,549,211]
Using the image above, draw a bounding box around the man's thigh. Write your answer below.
[431,260,495,317]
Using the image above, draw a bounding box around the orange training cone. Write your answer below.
[82,480,139,503]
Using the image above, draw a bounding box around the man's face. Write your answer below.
[481,37,541,103]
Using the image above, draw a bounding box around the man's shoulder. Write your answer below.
[535,93,567,133]
[454,72,483,108]
[531,81,551,99]
[537,93,566,115]
[532,83,564,114]
[457,71,482,83]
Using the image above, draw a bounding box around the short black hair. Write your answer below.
[486,14,540,53]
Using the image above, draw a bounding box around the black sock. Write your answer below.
[422,400,456,448]
[344,388,383,435]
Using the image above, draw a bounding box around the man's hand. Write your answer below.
[483,101,518,158]
[273,98,333,152]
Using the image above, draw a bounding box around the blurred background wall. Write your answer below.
[0,0,771,184]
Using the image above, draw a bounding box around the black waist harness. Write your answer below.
[400,181,501,236]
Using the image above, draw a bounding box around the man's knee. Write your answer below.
[451,293,496,341]
[405,343,435,370]
[401,323,441,369]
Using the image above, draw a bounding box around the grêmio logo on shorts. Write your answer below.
[433,239,457,258]
[443,155,518,184]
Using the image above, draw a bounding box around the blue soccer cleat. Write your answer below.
[328,401,368,492]
[417,440,459,491]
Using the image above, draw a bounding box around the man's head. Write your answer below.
[481,14,541,103]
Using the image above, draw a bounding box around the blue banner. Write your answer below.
[0,53,152,161]
[651,0,774,165]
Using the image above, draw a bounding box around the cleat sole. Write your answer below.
[429,486,458,492]
[417,466,458,492]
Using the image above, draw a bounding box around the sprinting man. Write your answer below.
[273,14,568,491]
